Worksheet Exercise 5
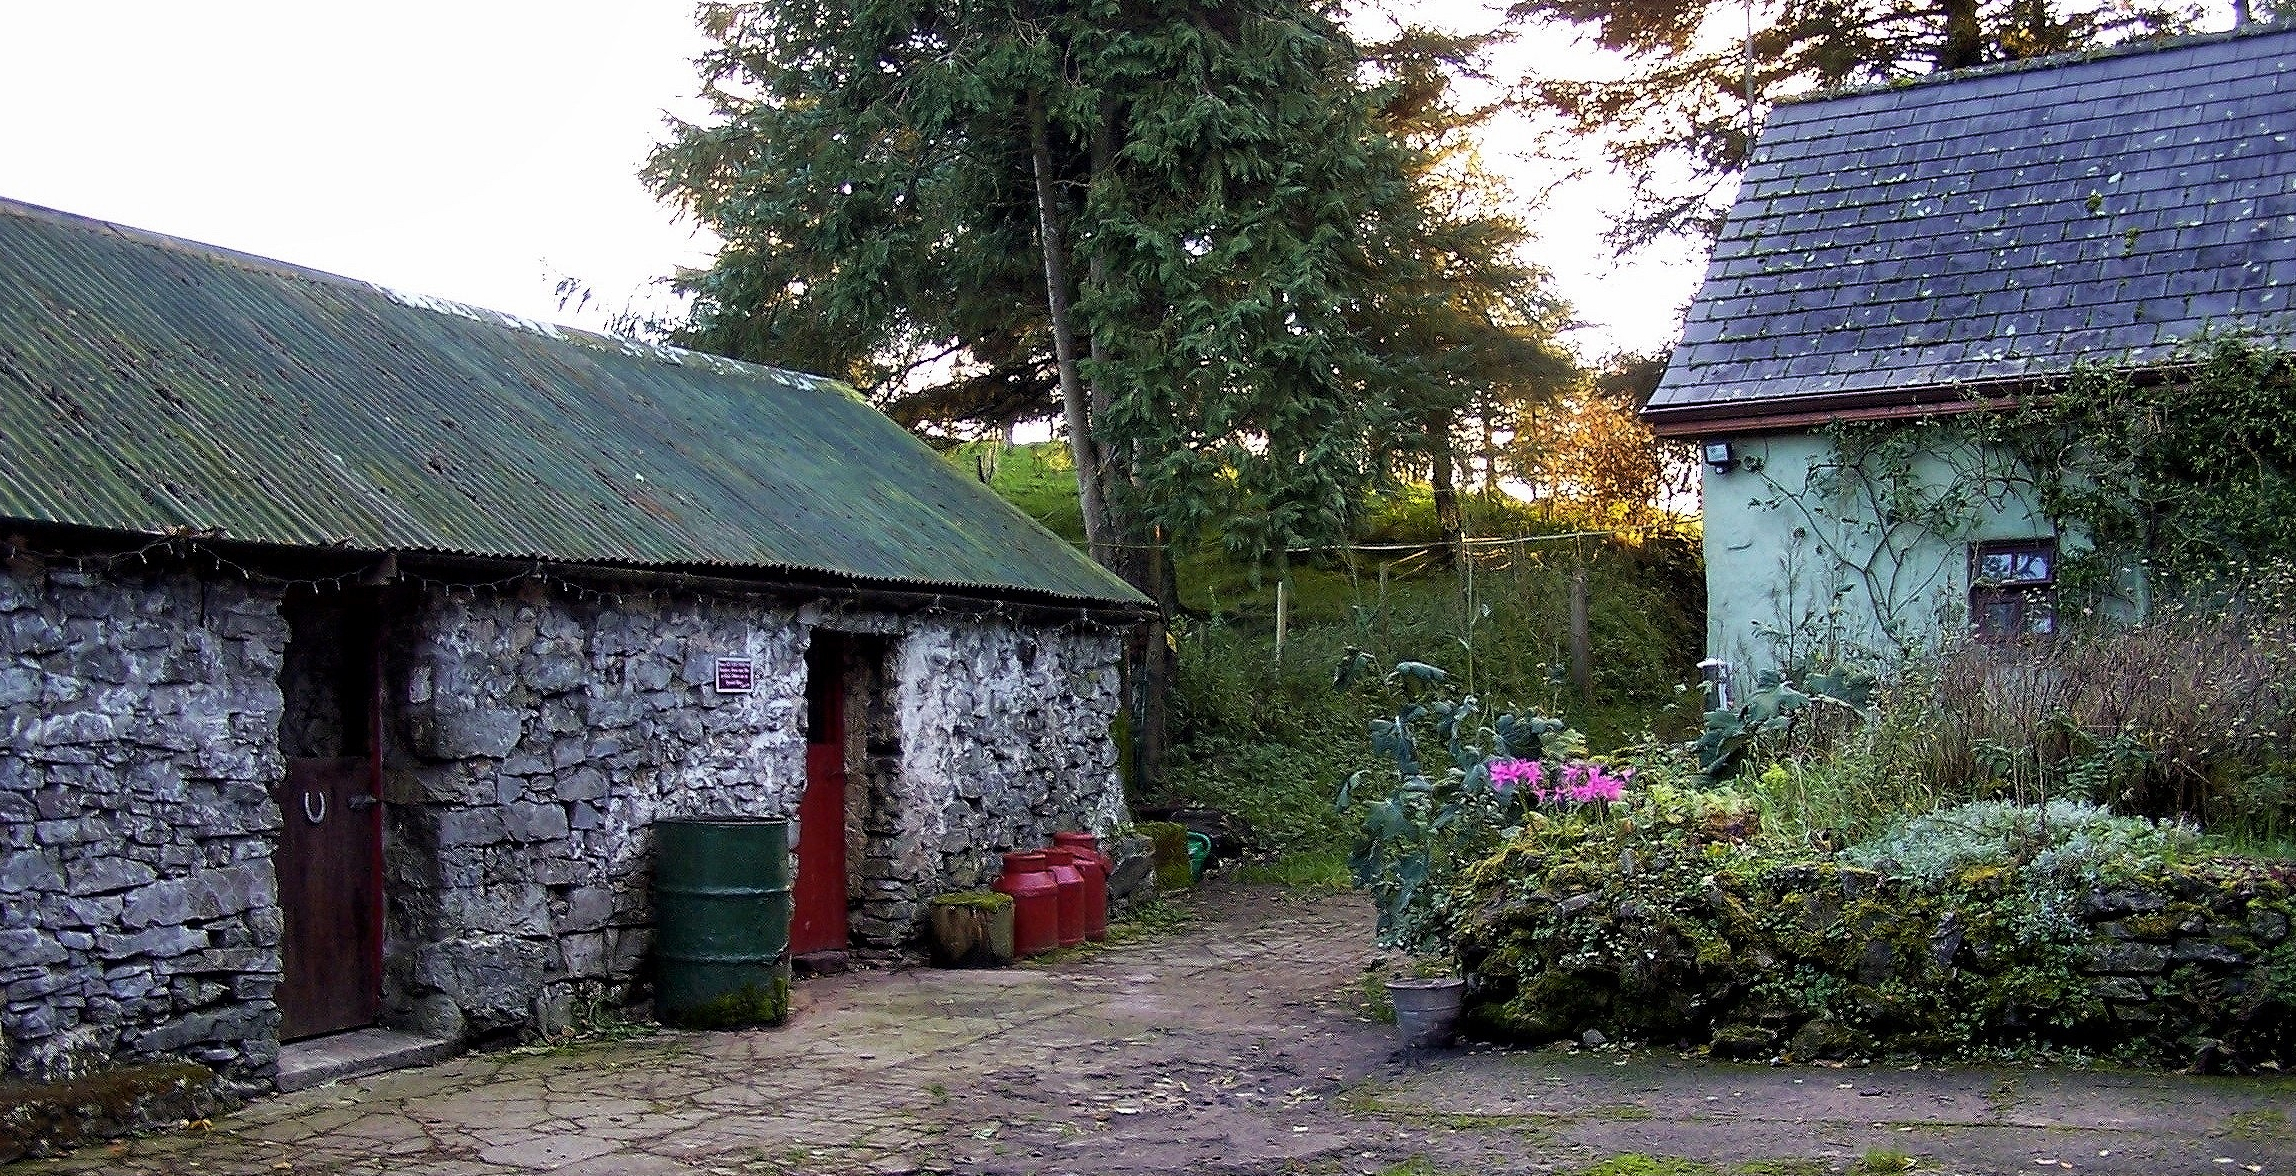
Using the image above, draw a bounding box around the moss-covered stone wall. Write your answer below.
[1457,844,2295,1069]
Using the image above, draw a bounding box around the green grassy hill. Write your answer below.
[949,441,1706,869]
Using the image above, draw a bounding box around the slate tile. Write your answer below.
[1657,28,2296,414]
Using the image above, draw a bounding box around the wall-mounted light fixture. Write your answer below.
[1697,657,1734,710]
[1702,439,1735,472]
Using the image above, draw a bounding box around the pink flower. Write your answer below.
[1490,758,1633,806]
[1545,761,1631,805]
[1487,757,1543,793]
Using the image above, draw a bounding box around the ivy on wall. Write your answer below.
[1741,335,2296,665]
[2006,335,2296,589]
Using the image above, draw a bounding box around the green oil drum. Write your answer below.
[652,818,793,1029]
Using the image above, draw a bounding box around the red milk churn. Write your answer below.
[1040,848,1087,947]
[993,852,1060,957]
[1054,831,1112,874]
[1053,834,1109,941]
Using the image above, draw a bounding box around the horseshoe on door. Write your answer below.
[302,791,327,824]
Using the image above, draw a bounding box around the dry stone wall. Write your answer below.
[0,566,287,1086]
[1458,851,2296,1069]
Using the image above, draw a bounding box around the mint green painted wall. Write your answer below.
[1701,428,2057,679]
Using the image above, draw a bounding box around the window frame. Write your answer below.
[1968,537,2059,642]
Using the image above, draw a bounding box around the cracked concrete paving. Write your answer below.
[10,884,2295,1176]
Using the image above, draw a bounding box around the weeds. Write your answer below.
[1579,1156,1718,1176]
[1357,968,1399,1024]
[1737,594,2296,855]
[1850,1148,1916,1173]
[1230,850,1352,889]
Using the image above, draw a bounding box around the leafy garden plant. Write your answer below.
[1338,655,1638,953]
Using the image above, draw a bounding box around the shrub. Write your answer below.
[1840,800,2200,889]
[1724,572,2296,847]
[1339,658,1632,953]
[1909,603,2296,819]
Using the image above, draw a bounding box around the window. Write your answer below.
[1970,538,2057,640]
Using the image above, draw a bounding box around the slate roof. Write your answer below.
[1647,24,2296,433]
[0,198,1146,607]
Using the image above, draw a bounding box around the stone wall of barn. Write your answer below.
[0,566,288,1086]
[377,587,809,1039]
[863,616,1126,942]
[378,588,1126,1040]
[3,560,1127,1088]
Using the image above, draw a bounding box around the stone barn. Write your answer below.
[0,197,1151,1103]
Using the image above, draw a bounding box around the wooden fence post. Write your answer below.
[1568,559,1593,706]
[1377,563,1389,659]
[1274,579,1288,669]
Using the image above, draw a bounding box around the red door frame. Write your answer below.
[790,636,850,955]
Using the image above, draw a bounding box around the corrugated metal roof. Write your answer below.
[0,198,1145,607]
[1649,25,2296,422]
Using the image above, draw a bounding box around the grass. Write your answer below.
[1230,849,1352,889]
[1357,968,1398,1024]
[1850,1148,1916,1174]
[2220,1107,2292,1141]
[945,440,1086,541]
[1579,1157,1718,1176]
[2204,826,2296,862]
[1376,1159,1467,1176]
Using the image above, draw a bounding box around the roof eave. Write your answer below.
[1642,375,2040,437]
[1643,362,2206,438]
[0,517,1156,616]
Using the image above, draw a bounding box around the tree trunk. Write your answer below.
[1480,408,1499,494]
[1430,412,1461,568]
[1084,93,1125,532]
[1082,94,1172,795]
[1029,88,1113,565]
[1939,0,1984,70]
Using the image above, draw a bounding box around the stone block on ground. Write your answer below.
[924,893,1013,968]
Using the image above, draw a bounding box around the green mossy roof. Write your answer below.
[0,198,1145,606]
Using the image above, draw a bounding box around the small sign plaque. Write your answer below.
[713,656,755,694]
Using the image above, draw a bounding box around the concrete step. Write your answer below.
[276,1027,459,1093]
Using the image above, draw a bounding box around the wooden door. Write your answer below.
[790,638,849,955]
[274,592,385,1042]
[276,755,383,1040]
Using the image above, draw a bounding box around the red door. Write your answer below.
[275,755,383,1040]
[790,639,849,955]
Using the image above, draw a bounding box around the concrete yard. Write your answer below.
[11,885,2292,1176]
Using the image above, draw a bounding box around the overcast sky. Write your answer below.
[0,1,1701,364]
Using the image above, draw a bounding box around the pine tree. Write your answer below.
[1509,0,2210,248]
[647,1,1578,780]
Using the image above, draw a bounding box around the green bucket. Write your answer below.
[652,818,793,1029]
